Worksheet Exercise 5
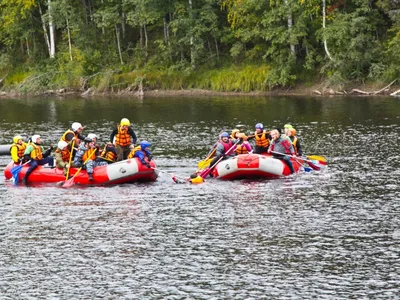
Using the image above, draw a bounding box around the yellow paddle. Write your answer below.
[196,148,216,173]
[306,155,326,163]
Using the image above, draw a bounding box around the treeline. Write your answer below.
[0,0,399,93]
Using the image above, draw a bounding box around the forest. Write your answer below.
[0,0,399,94]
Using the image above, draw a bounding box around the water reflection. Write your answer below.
[0,95,399,298]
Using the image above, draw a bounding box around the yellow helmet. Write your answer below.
[231,129,240,137]
[13,135,23,144]
[120,118,130,126]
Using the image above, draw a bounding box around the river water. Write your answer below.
[0,95,399,299]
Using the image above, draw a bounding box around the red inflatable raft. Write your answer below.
[210,153,305,180]
[4,158,158,185]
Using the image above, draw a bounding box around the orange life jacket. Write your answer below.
[10,143,27,162]
[55,147,71,162]
[115,125,131,147]
[291,136,298,154]
[101,147,117,162]
[254,130,270,148]
[236,144,249,154]
[82,148,96,161]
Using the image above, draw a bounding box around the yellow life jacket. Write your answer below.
[82,148,96,162]
[128,145,141,159]
[30,144,43,160]
[236,144,249,154]
[10,143,27,162]
[254,130,270,148]
[101,146,117,162]
[292,136,298,154]
[60,129,77,142]
[189,176,205,184]
[55,147,71,162]
[116,125,131,147]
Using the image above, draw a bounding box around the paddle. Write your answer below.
[65,139,75,182]
[270,151,321,171]
[199,139,241,179]
[59,149,96,188]
[10,160,31,184]
[196,148,216,173]
[151,167,187,184]
[306,155,326,164]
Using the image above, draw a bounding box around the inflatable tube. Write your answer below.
[0,145,10,155]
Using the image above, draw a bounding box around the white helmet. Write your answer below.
[57,140,68,150]
[87,133,98,140]
[31,134,41,144]
[71,122,83,131]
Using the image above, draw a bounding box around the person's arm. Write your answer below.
[10,146,20,163]
[244,141,252,152]
[110,128,117,144]
[128,128,137,145]
[215,143,225,157]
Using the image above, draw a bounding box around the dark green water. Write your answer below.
[0,95,399,298]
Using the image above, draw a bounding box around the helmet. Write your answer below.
[255,123,264,130]
[284,124,293,129]
[120,118,130,126]
[238,133,247,140]
[221,132,229,138]
[231,129,240,137]
[71,122,83,131]
[140,140,151,150]
[57,140,68,150]
[13,135,23,144]
[31,134,41,144]
[87,133,98,140]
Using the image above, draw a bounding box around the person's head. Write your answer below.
[57,140,68,150]
[84,137,95,148]
[270,129,280,140]
[231,129,240,139]
[120,118,130,129]
[255,123,264,133]
[287,128,296,137]
[284,124,293,134]
[13,135,23,145]
[87,133,98,143]
[71,122,84,133]
[31,134,41,144]
[140,140,151,151]
[220,132,230,142]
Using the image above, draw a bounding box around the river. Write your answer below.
[0,95,399,298]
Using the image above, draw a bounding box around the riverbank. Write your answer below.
[1,81,399,99]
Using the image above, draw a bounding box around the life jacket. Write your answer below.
[189,176,205,184]
[82,148,96,162]
[115,125,131,147]
[128,145,141,159]
[30,143,43,160]
[291,136,298,154]
[10,143,27,162]
[55,147,71,162]
[254,130,270,148]
[101,146,117,162]
[236,143,249,154]
[60,129,77,142]
[222,140,234,155]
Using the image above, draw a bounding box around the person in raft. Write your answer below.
[287,128,303,156]
[98,143,118,164]
[54,140,75,177]
[10,135,28,164]
[268,129,296,174]
[110,118,137,161]
[252,123,271,154]
[128,140,153,168]
[207,132,236,168]
[21,135,54,184]
[73,137,108,181]
[60,122,86,147]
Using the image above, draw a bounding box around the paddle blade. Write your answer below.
[10,165,22,184]
[197,158,213,170]
[61,176,75,188]
[307,155,326,163]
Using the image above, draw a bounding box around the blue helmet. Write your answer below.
[255,123,264,130]
[221,132,229,138]
[140,140,151,150]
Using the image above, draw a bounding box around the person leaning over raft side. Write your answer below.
[208,132,236,168]
[252,123,271,154]
[98,143,118,164]
[60,122,86,144]
[73,137,107,181]
[110,118,137,161]
[21,135,54,184]
[287,128,303,156]
[268,129,296,174]
[10,135,28,164]
[132,141,153,168]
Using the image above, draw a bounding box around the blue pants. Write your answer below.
[281,156,295,174]
[25,156,54,178]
